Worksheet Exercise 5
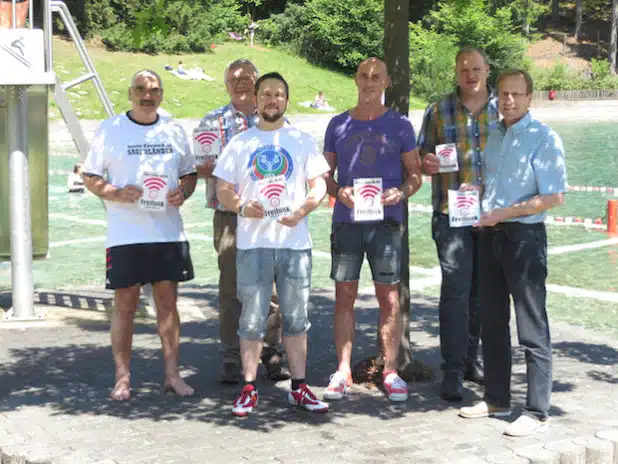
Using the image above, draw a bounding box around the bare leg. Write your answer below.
[110,285,140,400]
[283,333,307,379]
[153,281,193,396]
[334,281,358,374]
[375,282,401,372]
[241,339,264,382]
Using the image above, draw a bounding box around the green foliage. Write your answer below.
[257,4,309,51]
[408,23,458,102]
[531,60,618,91]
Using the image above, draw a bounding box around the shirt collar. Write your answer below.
[498,111,532,134]
[227,102,257,119]
[453,85,496,112]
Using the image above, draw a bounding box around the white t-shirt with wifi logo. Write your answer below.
[83,113,196,247]
[213,126,330,250]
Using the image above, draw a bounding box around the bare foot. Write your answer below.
[164,376,194,397]
[110,376,131,401]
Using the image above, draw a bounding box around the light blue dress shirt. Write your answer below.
[482,112,568,224]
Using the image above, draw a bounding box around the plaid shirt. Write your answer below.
[417,88,499,214]
[197,103,259,209]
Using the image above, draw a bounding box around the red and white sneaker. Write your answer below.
[232,384,258,417]
[323,371,353,400]
[288,384,329,413]
[383,371,408,402]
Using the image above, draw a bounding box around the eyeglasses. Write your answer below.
[227,77,255,86]
[132,86,162,97]
[499,92,528,99]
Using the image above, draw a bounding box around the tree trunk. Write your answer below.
[609,0,618,74]
[574,0,582,41]
[384,0,412,376]
[552,0,559,24]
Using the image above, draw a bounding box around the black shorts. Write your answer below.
[105,241,194,289]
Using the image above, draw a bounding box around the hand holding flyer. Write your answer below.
[448,189,480,227]
[193,129,222,165]
[140,172,169,211]
[257,175,292,219]
[436,143,459,173]
[353,178,384,222]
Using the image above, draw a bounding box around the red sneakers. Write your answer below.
[323,371,353,400]
[382,371,408,402]
[232,384,259,417]
[288,384,329,413]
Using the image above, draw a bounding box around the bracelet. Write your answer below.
[238,202,247,217]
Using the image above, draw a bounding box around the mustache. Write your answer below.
[139,100,156,106]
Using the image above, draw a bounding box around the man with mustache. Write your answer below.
[213,72,330,416]
[196,59,289,384]
[418,46,498,401]
[82,69,197,400]
[322,57,422,403]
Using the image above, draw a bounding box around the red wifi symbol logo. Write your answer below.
[359,184,381,200]
[438,147,455,158]
[144,177,167,192]
[261,183,285,200]
[195,132,218,153]
[456,195,476,208]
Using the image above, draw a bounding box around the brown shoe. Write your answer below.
[459,401,511,419]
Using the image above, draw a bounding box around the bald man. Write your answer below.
[83,70,197,400]
[322,58,422,403]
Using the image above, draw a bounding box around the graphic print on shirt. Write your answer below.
[127,143,174,156]
[341,132,397,166]
[248,145,294,180]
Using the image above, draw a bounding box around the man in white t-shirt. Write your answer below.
[82,69,197,401]
[213,72,330,416]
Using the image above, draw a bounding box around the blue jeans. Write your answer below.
[432,212,482,372]
[236,248,312,341]
[477,222,552,419]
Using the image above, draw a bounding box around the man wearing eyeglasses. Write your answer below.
[82,69,197,400]
[195,59,288,384]
[459,69,567,437]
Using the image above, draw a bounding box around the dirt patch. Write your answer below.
[527,36,592,71]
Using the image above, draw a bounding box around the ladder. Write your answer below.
[48,0,115,159]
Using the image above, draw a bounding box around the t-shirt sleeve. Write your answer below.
[534,128,568,195]
[178,126,196,177]
[82,123,108,177]
[323,117,337,154]
[212,139,237,184]
[305,137,331,180]
[401,116,417,153]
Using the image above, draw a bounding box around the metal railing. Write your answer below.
[534,89,618,101]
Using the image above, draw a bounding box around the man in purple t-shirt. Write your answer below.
[322,57,422,403]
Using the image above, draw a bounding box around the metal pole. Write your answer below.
[44,0,53,70]
[11,0,16,28]
[7,85,35,319]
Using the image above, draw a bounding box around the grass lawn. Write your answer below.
[50,36,427,120]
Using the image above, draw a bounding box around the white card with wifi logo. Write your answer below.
[140,172,169,212]
[353,178,384,222]
[257,175,292,219]
[436,143,459,173]
[448,189,480,227]
[193,130,221,164]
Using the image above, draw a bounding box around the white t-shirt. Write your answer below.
[83,113,196,248]
[213,126,330,250]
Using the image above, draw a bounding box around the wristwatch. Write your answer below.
[238,202,247,217]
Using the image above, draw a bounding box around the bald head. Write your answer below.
[355,57,390,104]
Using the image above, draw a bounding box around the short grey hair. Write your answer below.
[130,69,163,89]
[455,46,490,67]
[223,59,259,85]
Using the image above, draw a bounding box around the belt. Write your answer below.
[488,222,543,231]
[214,209,237,216]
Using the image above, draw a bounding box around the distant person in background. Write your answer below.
[247,19,258,47]
[311,91,327,109]
[67,163,85,193]
[0,0,29,28]
[177,61,186,75]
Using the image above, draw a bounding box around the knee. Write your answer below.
[115,304,138,318]
[237,312,266,341]
[282,314,310,337]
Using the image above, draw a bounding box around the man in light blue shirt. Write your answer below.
[459,69,567,437]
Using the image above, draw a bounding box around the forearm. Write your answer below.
[324,173,340,198]
[401,171,422,199]
[498,193,564,221]
[297,178,327,218]
[217,186,242,213]
[83,175,118,201]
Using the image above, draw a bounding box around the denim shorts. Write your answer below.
[236,248,312,341]
[330,221,402,284]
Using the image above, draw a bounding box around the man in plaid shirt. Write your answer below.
[417,46,499,401]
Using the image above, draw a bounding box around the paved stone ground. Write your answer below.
[1,286,618,464]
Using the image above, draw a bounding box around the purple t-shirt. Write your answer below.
[324,109,416,223]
